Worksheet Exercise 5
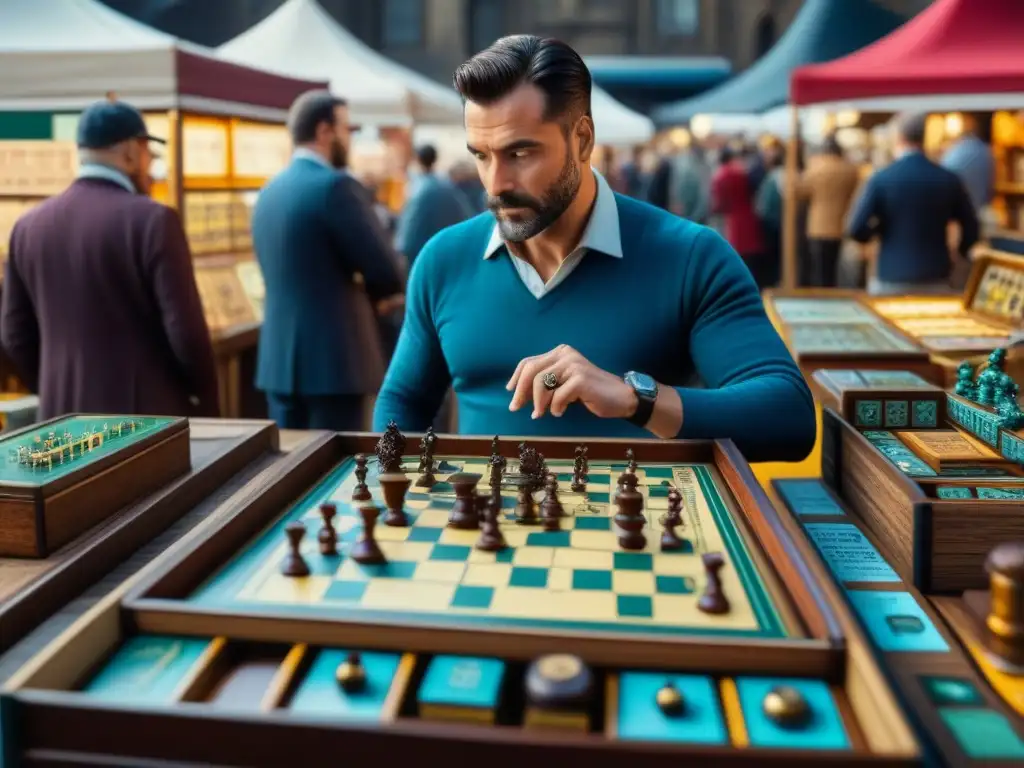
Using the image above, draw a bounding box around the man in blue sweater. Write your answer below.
[373,36,814,462]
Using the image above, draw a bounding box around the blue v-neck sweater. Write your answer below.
[373,196,815,462]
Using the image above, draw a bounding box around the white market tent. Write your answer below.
[591,85,654,147]
[0,0,322,120]
[217,0,463,126]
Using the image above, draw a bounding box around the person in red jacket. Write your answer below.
[711,146,768,288]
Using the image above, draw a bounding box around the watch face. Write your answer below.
[625,371,658,398]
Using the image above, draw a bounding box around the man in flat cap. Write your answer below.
[1,99,219,419]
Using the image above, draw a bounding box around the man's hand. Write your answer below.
[506,344,637,420]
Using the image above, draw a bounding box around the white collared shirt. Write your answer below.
[292,147,334,170]
[483,170,623,299]
[76,163,135,193]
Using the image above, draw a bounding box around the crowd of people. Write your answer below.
[0,34,997,453]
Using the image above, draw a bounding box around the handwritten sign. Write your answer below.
[0,141,77,196]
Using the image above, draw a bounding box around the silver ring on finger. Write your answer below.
[542,371,560,391]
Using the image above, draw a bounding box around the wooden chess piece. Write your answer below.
[660,490,684,552]
[352,454,372,503]
[614,472,646,551]
[335,652,367,693]
[350,504,387,565]
[540,473,565,531]
[761,686,809,728]
[378,472,412,527]
[514,481,538,525]
[984,541,1024,670]
[475,495,507,552]
[448,472,482,529]
[281,521,311,577]
[626,447,637,474]
[416,457,436,489]
[697,552,730,614]
[318,502,338,556]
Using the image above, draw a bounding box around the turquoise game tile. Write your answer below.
[855,400,882,427]
[451,585,494,610]
[936,486,974,500]
[408,526,444,543]
[290,649,400,720]
[427,496,455,510]
[526,531,572,547]
[912,401,938,428]
[939,708,1024,759]
[737,677,850,750]
[83,635,211,705]
[499,495,517,509]
[509,566,548,588]
[430,482,454,495]
[846,590,949,652]
[429,544,472,562]
[617,595,653,618]
[418,656,505,709]
[658,538,694,554]
[406,492,431,503]
[617,673,727,744]
[573,569,613,590]
[775,479,846,517]
[922,677,982,706]
[358,561,418,579]
[584,474,611,487]
[614,552,653,571]
[324,580,369,601]
[803,524,900,583]
[435,461,461,473]
[885,400,909,427]
[588,491,611,503]
[557,473,573,483]
[977,486,1024,499]
[494,548,515,563]
[644,466,676,479]
[306,554,343,577]
[574,516,611,531]
[656,575,694,594]
[648,486,672,498]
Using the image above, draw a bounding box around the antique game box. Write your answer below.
[810,369,947,429]
[772,477,1024,765]
[763,290,938,383]
[864,249,1024,385]
[0,418,282,656]
[0,429,921,766]
[0,415,190,558]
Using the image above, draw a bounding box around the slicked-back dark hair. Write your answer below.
[453,35,592,126]
[288,89,346,145]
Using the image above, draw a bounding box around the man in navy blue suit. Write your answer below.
[848,112,979,296]
[252,90,404,431]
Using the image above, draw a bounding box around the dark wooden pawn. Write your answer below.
[318,502,338,556]
[281,521,311,576]
[352,454,372,503]
[378,472,412,527]
[448,472,482,529]
[626,447,637,474]
[475,494,507,551]
[350,505,387,565]
[515,482,538,524]
[614,472,646,550]
[540,473,565,531]
[698,552,730,614]
[661,489,684,551]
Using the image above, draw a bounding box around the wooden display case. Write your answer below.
[863,249,1024,386]
[0,417,282,655]
[810,369,947,429]
[0,432,921,766]
[991,110,1024,233]
[763,289,939,383]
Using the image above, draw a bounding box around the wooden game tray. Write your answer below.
[821,409,1024,593]
[763,289,939,384]
[772,478,1024,766]
[0,437,924,767]
[119,434,844,678]
[947,392,1024,463]
[810,369,947,430]
[0,418,280,655]
[0,415,190,558]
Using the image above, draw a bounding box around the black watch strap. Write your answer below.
[627,389,656,428]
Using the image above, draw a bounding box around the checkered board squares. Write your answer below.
[206,456,784,639]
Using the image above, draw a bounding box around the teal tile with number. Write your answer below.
[736,677,850,750]
[418,656,505,710]
[803,523,900,583]
[846,590,948,652]
[616,672,727,744]
[82,635,211,705]
[289,649,400,720]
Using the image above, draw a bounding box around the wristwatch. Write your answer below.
[623,371,658,428]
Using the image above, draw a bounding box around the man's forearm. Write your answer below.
[630,383,683,439]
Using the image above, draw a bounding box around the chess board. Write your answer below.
[192,454,783,639]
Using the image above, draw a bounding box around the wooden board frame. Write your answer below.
[821,409,1024,593]
[772,478,1024,767]
[0,415,189,558]
[0,418,280,655]
[762,289,939,384]
[120,434,845,678]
